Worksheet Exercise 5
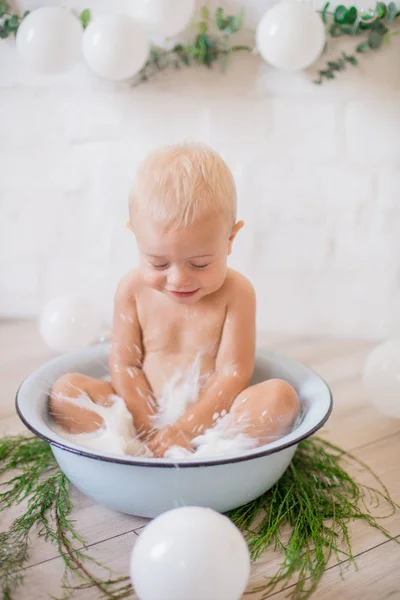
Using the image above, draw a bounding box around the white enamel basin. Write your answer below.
[16,344,332,518]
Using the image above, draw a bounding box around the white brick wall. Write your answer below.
[1,1,400,339]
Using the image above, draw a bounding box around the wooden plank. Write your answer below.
[320,377,400,451]
[15,531,137,600]
[266,537,400,600]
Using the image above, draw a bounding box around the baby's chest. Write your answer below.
[140,304,226,354]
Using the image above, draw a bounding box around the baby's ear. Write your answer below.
[228,220,244,254]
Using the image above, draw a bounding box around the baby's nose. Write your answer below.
[168,267,191,287]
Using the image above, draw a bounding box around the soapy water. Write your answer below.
[51,355,299,460]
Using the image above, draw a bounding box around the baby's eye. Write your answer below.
[151,263,169,270]
[190,263,210,270]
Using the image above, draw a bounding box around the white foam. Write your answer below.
[52,358,259,460]
[151,353,205,429]
[52,394,149,456]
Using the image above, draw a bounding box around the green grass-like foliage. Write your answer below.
[0,436,132,600]
[1,435,398,600]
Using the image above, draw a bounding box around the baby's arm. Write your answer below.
[178,275,256,433]
[109,273,156,439]
[149,275,256,456]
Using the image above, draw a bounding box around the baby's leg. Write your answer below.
[50,373,115,434]
[224,379,300,446]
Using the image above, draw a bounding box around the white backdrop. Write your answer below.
[1,1,400,338]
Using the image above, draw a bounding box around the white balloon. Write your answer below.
[39,296,102,353]
[362,340,400,419]
[82,13,149,81]
[131,506,250,600]
[16,7,82,74]
[256,2,326,71]
[131,0,196,37]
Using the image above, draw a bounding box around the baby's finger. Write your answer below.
[147,438,159,453]
[152,443,167,458]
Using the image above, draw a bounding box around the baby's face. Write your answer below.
[133,215,232,304]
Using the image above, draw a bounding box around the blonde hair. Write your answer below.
[129,142,237,230]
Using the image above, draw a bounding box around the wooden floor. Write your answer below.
[1,319,399,599]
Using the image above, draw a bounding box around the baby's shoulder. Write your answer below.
[224,269,256,300]
[115,269,143,304]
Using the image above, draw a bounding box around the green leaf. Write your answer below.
[387,2,397,23]
[347,6,358,24]
[339,24,355,34]
[8,14,18,27]
[186,44,198,57]
[329,23,344,37]
[322,2,330,24]
[356,40,370,52]
[150,48,161,68]
[334,5,349,23]
[360,9,376,22]
[215,8,243,35]
[231,9,244,33]
[0,28,9,38]
[368,30,383,48]
[199,21,207,34]
[180,53,190,66]
[370,19,388,34]
[201,6,209,20]
[79,8,91,29]
[376,2,387,18]
[220,16,235,34]
[343,53,358,65]
[3,14,19,34]
[215,7,226,30]
[0,1,9,18]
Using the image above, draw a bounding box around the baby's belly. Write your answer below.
[142,351,216,398]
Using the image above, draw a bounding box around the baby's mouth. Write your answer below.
[169,289,199,298]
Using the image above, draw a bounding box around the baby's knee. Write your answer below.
[51,372,88,396]
[268,378,300,417]
[49,373,104,433]
[50,372,88,419]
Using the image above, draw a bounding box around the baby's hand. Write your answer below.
[148,425,193,458]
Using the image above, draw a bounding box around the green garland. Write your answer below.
[1,434,398,599]
[315,1,400,83]
[1,1,400,84]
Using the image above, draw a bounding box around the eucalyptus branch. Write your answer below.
[315,1,400,84]
[0,1,26,38]
[133,6,253,86]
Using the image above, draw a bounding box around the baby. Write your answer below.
[50,143,299,458]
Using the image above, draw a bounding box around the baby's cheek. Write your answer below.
[202,264,226,289]
[143,270,164,289]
